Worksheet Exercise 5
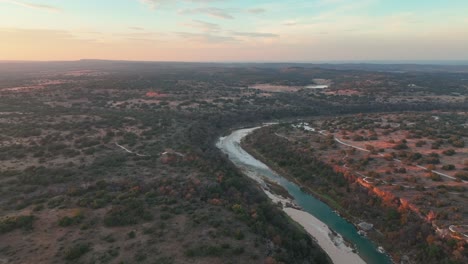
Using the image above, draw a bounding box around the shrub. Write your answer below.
[0,215,35,234]
[232,246,245,255]
[234,229,245,240]
[442,149,456,156]
[415,140,426,147]
[441,164,455,171]
[127,230,136,239]
[134,251,147,262]
[58,210,84,227]
[185,245,226,257]
[64,243,91,261]
[451,140,465,148]
[154,257,174,264]
[393,142,408,150]
[430,173,442,181]
[18,166,75,186]
[454,171,468,181]
[103,200,152,227]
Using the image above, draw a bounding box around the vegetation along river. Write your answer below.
[217,126,393,264]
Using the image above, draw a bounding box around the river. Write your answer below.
[217,127,393,264]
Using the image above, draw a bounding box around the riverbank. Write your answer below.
[240,140,375,249]
[217,127,370,264]
[263,188,365,264]
[285,208,365,264]
[241,141,356,221]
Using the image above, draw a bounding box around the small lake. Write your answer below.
[305,84,329,89]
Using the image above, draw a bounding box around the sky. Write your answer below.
[1,0,468,62]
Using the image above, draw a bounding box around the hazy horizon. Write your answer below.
[2,59,468,65]
[1,0,468,61]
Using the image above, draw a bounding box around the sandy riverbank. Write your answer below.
[263,189,365,264]
[285,208,365,264]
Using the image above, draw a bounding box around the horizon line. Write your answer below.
[1,59,468,66]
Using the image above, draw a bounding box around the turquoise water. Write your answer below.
[255,167,392,264]
[218,129,393,264]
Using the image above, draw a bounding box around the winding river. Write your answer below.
[217,127,393,264]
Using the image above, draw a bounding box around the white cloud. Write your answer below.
[183,19,220,33]
[247,8,266,14]
[179,7,234,19]
[140,0,169,9]
[129,27,145,31]
[231,31,279,38]
[140,0,221,10]
[176,32,236,43]
[0,0,62,12]
[282,21,298,26]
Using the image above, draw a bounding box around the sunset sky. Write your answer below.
[1,0,468,61]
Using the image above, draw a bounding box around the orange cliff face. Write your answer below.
[332,165,358,182]
[332,165,423,220]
